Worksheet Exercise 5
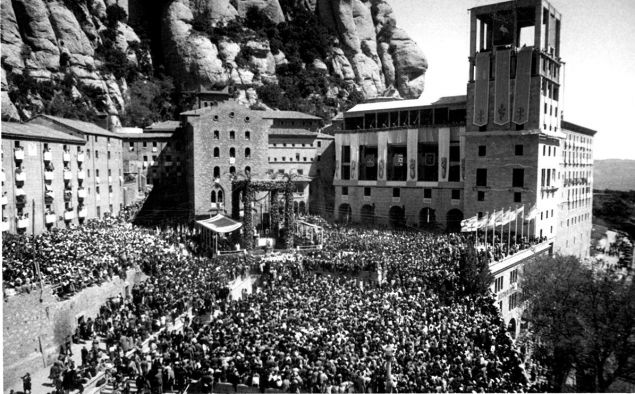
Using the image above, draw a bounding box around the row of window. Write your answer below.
[494,268,519,294]
[341,187,461,200]
[271,156,316,162]
[476,190,524,203]
[212,147,250,159]
[565,213,591,227]
[272,141,322,148]
[212,130,251,140]
[475,168,525,188]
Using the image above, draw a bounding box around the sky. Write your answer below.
[390,0,635,160]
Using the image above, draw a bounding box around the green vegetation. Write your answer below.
[521,254,635,392]
[593,190,635,239]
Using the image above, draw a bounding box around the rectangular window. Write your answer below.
[451,189,460,200]
[297,169,304,175]
[317,141,322,147]
[515,145,524,156]
[143,142,147,147]
[494,276,504,293]
[317,155,321,162]
[95,150,99,159]
[514,192,522,203]
[393,188,400,198]
[478,191,485,201]
[512,168,524,188]
[541,169,546,186]
[341,146,351,180]
[423,188,432,199]
[478,145,486,156]
[476,168,487,187]
[358,145,378,181]
[342,186,348,196]
[510,269,518,284]
[364,187,371,197]
[508,293,518,311]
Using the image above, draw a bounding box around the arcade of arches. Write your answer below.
[336,204,463,233]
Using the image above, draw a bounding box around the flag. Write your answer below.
[525,205,538,220]
[461,216,478,232]
[476,214,489,229]
[494,209,509,227]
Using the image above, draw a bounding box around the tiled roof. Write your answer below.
[561,120,598,136]
[114,132,174,139]
[316,132,335,139]
[1,122,86,144]
[144,120,181,132]
[347,95,467,114]
[431,95,467,106]
[37,115,119,138]
[262,110,322,120]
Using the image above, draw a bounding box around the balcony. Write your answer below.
[15,188,26,197]
[229,157,236,165]
[77,170,85,180]
[64,211,75,221]
[45,214,56,224]
[15,172,26,183]
[95,176,101,184]
[96,194,100,202]
[1,195,7,205]
[109,192,113,200]
[44,171,54,181]
[63,170,72,181]
[78,188,87,199]
[77,153,85,162]
[152,147,158,152]
[1,220,9,232]
[108,176,112,184]
[43,151,52,161]
[78,208,87,218]
[17,218,28,229]
[14,148,24,161]
[63,152,71,162]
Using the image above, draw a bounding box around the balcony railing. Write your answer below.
[1,220,9,232]
[78,189,87,199]
[95,176,101,184]
[63,152,71,162]
[77,153,85,162]
[17,218,28,229]
[15,188,26,197]
[43,151,52,161]
[108,176,112,184]
[45,214,56,224]
[78,208,87,218]
[1,195,7,205]
[44,171,54,181]
[15,172,26,182]
[14,148,24,161]
[64,211,75,221]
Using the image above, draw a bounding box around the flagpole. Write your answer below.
[521,204,525,243]
[484,212,488,249]
[514,205,519,250]
[507,206,516,253]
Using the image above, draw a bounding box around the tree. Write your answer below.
[458,243,493,297]
[521,254,635,392]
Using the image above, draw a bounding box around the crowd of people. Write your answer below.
[3,218,548,393]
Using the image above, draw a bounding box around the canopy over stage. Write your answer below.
[197,214,243,233]
[196,214,243,255]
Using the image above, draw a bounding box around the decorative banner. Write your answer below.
[393,154,404,167]
[378,159,385,179]
[440,157,447,180]
[350,160,357,179]
[473,52,490,126]
[424,153,436,166]
[513,47,533,125]
[334,160,339,179]
[494,48,511,125]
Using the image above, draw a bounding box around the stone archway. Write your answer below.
[389,206,405,228]
[360,204,375,225]
[338,203,352,223]
[446,209,463,233]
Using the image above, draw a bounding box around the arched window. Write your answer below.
[245,131,251,140]
[213,166,220,178]
[213,147,219,157]
[211,191,217,203]
[229,131,235,140]
[213,130,219,139]
[245,147,251,158]
[230,166,236,175]
[217,190,224,203]
[245,166,251,175]
[229,148,236,158]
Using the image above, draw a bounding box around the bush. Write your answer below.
[106,4,128,28]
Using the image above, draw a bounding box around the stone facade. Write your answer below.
[554,122,595,258]
[1,116,125,235]
[183,101,270,219]
[2,269,144,391]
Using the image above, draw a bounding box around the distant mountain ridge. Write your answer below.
[594,159,635,191]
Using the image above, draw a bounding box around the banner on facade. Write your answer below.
[512,47,532,125]
[473,52,491,126]
[494,49,511,125]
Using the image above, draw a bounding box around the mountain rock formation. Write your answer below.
[1,0,428,126]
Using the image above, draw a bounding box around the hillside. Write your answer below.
[594,159,635,191]
[1,0,429,127]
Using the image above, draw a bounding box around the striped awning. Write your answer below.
[197,214,243,234]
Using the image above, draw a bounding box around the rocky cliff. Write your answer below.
[1,0,428,126]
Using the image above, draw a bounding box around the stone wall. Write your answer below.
[2,269,145,390]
